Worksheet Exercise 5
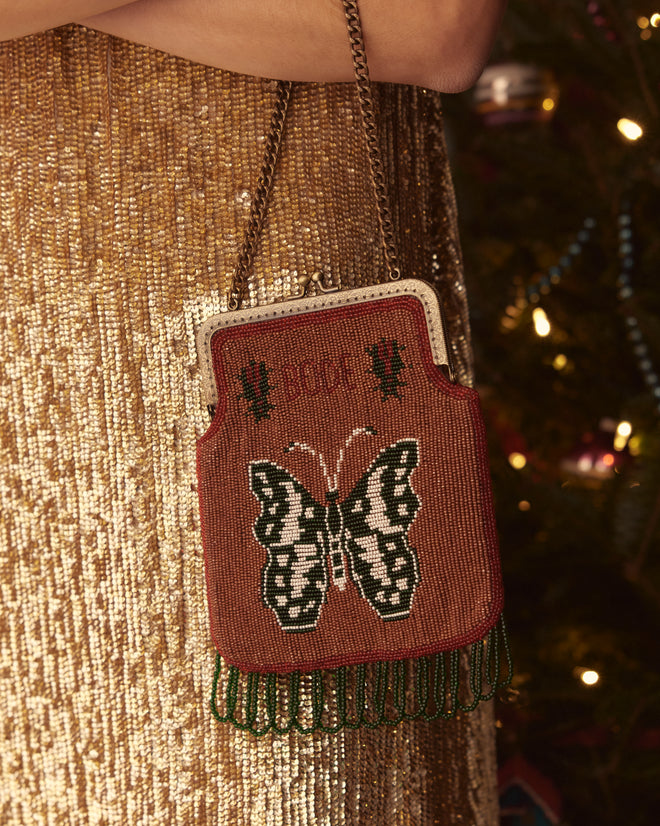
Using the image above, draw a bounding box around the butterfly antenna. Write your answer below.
[334,426,377,487]
[284,441,333,490]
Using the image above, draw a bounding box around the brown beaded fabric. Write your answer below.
[198,295,502,672]
[0,25,498,825]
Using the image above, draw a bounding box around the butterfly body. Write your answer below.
[325,491,348,589]
[249,437,421,633]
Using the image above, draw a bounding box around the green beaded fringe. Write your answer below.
[210,616,512,736]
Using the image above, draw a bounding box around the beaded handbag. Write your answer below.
[196,0,511,735]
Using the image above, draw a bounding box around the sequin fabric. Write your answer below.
[0,26,496,825]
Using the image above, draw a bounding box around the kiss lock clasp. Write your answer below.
[291,271,339,299]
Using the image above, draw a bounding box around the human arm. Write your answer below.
[0,1,139,41]
[77,0,507,92]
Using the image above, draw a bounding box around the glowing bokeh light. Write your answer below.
[617,421,632,438]
[629,435,642,456]
[617,118,643,141]
[577,455,593,473]
[581,670,600,686]
[613,434,627,451]
[533,307,551,337]
[553,353,568,371]
[509,452,527,470]
[614,421,632,452]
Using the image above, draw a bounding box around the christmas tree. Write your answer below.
[444,2,660,823]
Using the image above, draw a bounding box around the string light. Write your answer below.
[533,307,551,337]
[617,118,643,141]
[508,452,527,470]
[637,11,656,39]
[553,354,568,371]
[614,420,632,451]
[617,421,632,438]
[574,667,600,686]
[581,669,600,686]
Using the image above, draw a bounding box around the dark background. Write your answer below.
[444,2,660,823]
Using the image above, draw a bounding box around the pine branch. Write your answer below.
[601,0,660,121]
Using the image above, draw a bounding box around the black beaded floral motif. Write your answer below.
[238,360,275,423]
[366,339,408,401]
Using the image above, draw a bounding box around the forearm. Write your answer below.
[0,0,139,41]
[77,0,506,92]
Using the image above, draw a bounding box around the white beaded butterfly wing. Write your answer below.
[250,462,330,632]
[249,430,421,633]
[340,439,421,620]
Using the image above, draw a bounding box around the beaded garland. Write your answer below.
[501,209,659,418]
[501,216,597,326]
[617,205,660,416]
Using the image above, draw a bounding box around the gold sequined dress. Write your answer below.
[0,25,497,825]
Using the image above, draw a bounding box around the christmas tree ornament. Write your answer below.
[560,418,631,483]
[498,755,563,826]
[194,0,510,734]
[473,62,559,126]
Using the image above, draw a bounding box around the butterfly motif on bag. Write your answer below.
[248,426,421,633]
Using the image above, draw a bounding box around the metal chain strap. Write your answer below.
[226,0,400,310]
[227,79,292,311]
[342,0,401,281]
